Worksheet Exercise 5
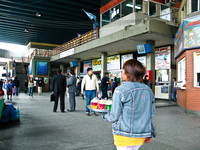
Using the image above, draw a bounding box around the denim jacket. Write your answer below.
[102,82,156,138]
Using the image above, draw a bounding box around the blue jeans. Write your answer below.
[29,87,33,97]
[16,87,19,96]
[85,90,96,113]
[172,90,176,101]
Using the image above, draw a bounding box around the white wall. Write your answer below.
[100,12,150,37]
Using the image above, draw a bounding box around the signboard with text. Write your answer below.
[174,15,200,58]
[83,61,92,73]
[155,46,171,70]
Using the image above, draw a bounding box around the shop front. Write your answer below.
[154,46,172,99]
[174,15,200,115]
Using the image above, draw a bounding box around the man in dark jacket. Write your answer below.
[13,77,20,96]
[67,71,77,112]
[52,69,66,112]
[101,72,110,99]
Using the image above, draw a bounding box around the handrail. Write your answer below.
[29,28,99,58]
[51,28,99,56]
[30,49,51,59]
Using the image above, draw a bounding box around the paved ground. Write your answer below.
[0,92,200,150]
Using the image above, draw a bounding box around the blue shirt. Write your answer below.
[6,82,13,90]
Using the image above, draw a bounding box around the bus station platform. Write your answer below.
[0,93,199,150]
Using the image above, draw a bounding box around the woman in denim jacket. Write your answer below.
[102,59,156,150]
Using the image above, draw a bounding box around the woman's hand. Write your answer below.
[145,137,152,143]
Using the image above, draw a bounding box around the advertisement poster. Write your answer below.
[121,54,133,66]
[184,16,200,49]
[92,59,101,72]
[174,15,200,58]
[174,23,184,57]
[107,55,120,70]
[83,61,92,73]
[43,77,48,84]
[137,56,146,67]
[29,59,33,75]
[36,61,48,75]
[155,46,171,70]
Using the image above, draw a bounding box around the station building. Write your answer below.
[174,0,200,115]
[27,0,199,116]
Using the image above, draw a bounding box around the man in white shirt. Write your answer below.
[81,68,99,116]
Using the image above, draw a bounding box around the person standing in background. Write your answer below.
[112,77,118,94]
[52,69,66,113]
[101,72,110,99]
[24,80,28,94]
[76,77,80,96]
[143,75,152,89]
[0,79,3,90]
[172,77,177,102]
[28,78,34,98]
[13,77,20,96]
[6,79,13,101]
[81,68,99,116]
[37,77,44,95]
[33,80,37,92]
[67,71,77,112]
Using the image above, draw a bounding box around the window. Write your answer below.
[135,0,142,13]
[178,58,186,87]
[160,5,171,21]
[122,0,133,17]
[111,4,120,22]
[191,0,198,13]
[184,2,187,17]
[193,52,200,87]
[102,10,110,26]
[149,2,156,16]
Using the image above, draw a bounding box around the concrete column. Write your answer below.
[156,4,160,17]
[101,52,107,78]
[146,40,155,93]
[142,1,148,15]
[76,58,81,77]
[60,64,64,75]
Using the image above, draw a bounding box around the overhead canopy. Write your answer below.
[0,0,101,45]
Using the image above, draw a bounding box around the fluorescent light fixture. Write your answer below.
[126,4,133,8]
[102,19,110,23]
[36,12,41,17]
[126,4,141,9]
[24,29,29,32]
[135,6,141,9]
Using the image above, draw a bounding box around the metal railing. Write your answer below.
[29,28,99,58]
[30,49,51,60]
[50,28,99,56]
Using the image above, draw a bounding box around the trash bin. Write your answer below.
[0,99,4,121]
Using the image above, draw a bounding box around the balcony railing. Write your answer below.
[50,28,99,56]
[30,49,51,60]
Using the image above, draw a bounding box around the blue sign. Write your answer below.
[69,61,77,67]
[36,61,48,75]
[2,73,10,77]
[137,43,152,54]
